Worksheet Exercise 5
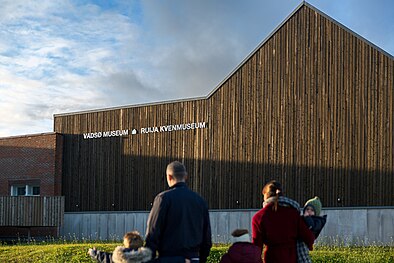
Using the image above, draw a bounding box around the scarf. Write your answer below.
[263,196,301,212]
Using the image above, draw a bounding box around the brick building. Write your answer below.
[0,133,63,239]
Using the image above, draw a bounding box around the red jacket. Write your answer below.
[220,242,262,263]
[252,203,314,263]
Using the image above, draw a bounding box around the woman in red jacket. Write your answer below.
[252,180,315,263]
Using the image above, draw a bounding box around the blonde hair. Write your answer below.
[123,231,143,249]
[262,180,283,211]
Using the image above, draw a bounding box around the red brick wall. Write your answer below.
[0,133,63,196]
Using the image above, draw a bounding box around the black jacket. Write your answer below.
[145,182,212,262]
[303,215,327,239]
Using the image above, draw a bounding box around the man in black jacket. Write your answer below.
[145,161,212,263]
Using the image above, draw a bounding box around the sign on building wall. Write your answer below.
[82,121,207,139]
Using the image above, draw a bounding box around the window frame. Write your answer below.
[10,184,40,196]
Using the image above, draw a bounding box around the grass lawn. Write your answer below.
[0,242,393,262]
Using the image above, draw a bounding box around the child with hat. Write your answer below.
[303,196,321,216]
[297,196,327,263]
[220,229,262,263]
[303,196,327,238]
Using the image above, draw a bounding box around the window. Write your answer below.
[16,186,26,196]
[32,186,40,195]
[11,185,40,196]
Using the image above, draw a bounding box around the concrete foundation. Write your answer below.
[60,207,394,245]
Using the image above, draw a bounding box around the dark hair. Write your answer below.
[231,229,249,237]
[167,161,187,180]
[262,180,283,211]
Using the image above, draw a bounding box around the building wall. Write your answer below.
[0,133,63,196]
[54,4,394,212]
[0,133,64,239]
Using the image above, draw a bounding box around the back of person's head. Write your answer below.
[231,229,251,243]
[123,231,143,250]
[262,180,283,211]
[166,161,187,181]
[262,180,283,198]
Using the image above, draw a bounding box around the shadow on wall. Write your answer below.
[60,134,394,212]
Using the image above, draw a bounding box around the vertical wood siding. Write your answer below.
[54,5,394,211]
[0,196,64,226]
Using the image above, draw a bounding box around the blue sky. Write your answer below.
[0,0,393,137]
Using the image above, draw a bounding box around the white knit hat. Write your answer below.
[231,229,251,243]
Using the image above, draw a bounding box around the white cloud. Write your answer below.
[0,0,393,137]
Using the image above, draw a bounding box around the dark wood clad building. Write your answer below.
[54,3,394,212]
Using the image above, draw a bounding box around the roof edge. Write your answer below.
[54,2,306,118]
[304,1,394,60]
[207,1,394,99]
[54,1,393,118]
[0,132,59,140]
[53,96,206,117]
[206,1,306,98]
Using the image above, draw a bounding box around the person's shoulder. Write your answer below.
[158,188,172,196]
[308,215,327,227]
[155,186,177,198]
[280,205,302,217]
[232,242,260,249]
[253,206,268,219]
[112,246,126,255]
[261,203,275,213]
[112,246,152,262]
[181,188,209,209]
[152,189,172,205]
[157,185,188,200]
[189,188,204,198]
[184,188,208,204]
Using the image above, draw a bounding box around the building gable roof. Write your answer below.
[55,1,393,117]
[207,1,394,99]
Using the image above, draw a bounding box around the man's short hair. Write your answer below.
[167,161,187,180]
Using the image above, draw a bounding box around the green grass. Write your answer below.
[0,242,393,262]
[310,245,394,263]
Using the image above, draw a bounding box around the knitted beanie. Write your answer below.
[231,229,250,243]
[303,196,322,216]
